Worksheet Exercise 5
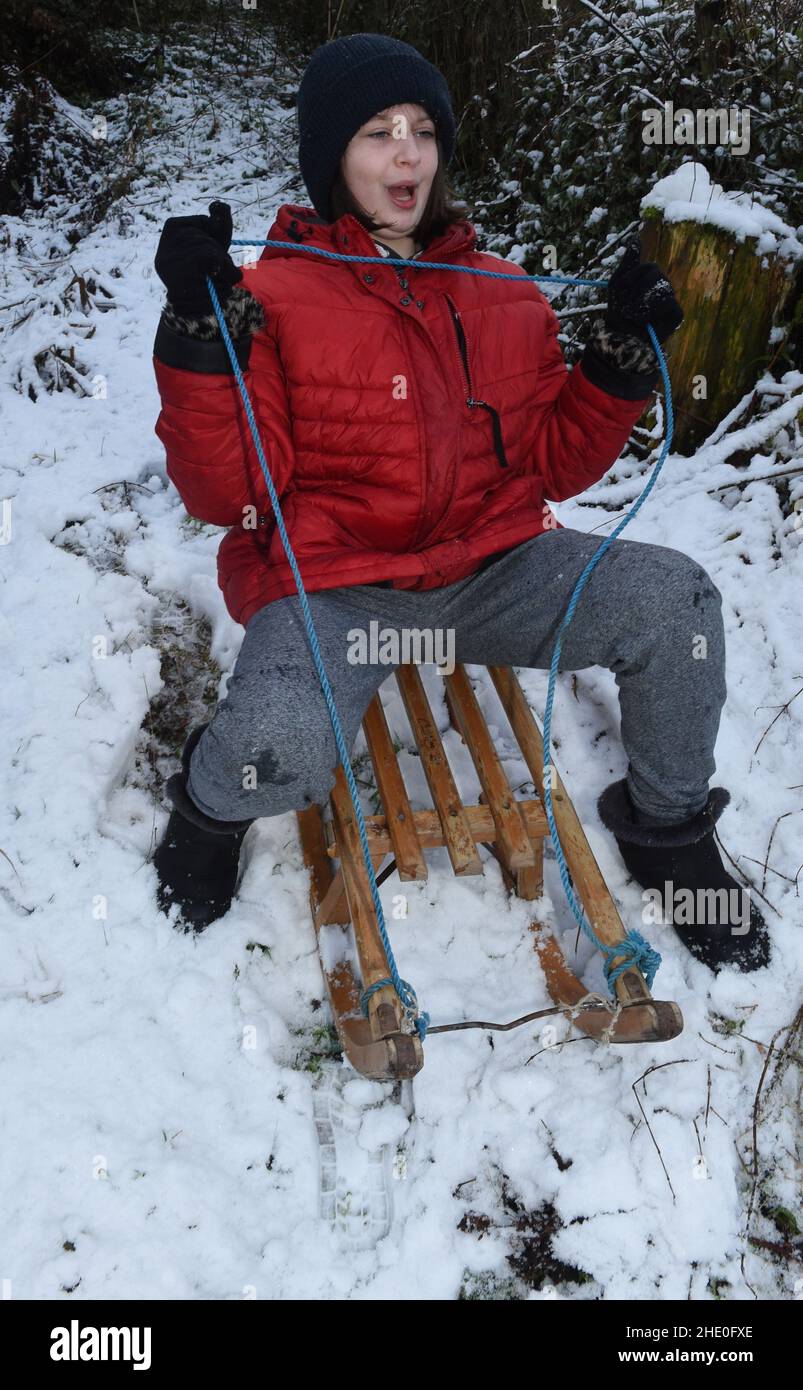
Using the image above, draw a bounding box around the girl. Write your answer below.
[151,32,769,973]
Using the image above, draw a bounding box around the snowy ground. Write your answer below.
[1,37,802,1302]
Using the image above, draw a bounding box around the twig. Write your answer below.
[739,853,795,886]
[698,1032,737,1055]
[707,466,803,493]
[92,480,154,496]
[525,1034,587,1064]
[741,1037,803,1070]
[746,1020,793,1222]
[751,682,803,763]
[762,810,801,893]
[0,847,22,883]
[573,0,651,64]
[762,1004,803,1100]
[713,828,781,917]
[741,1008,803,1288]
[747,1234,803,1263]
[631,1060,693,1200]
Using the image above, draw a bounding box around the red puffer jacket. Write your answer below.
[153,203,658,628]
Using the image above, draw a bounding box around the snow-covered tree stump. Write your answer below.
[638,195,800,454]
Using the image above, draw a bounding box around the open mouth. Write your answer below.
[386,183,418,207]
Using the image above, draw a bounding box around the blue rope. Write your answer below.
[231,238,605,288]
[208,279,427,1042]
[207,236,673,1020]
[539,320,672,991]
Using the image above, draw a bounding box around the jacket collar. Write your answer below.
[260,203,477,268]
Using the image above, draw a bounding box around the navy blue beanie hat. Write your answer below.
[296,32,457,222]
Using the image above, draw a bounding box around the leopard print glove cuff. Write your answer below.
[585,316,659,374]
[161,284,266,341]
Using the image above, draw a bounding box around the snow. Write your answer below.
[1,47,801,1303]
[641,160,803,261]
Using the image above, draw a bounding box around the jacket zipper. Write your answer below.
[444,293,509,468]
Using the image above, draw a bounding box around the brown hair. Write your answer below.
[328,136,473,248]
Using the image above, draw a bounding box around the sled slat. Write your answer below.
[329,765,404,1039]
[479,792,544,900]
[361,693,428,881]
[443,665,539,873]
[312,866,349,930]
[394,664,483,877]
[323,800,548,855]
[488,665,641,990]
[296,804,350,925]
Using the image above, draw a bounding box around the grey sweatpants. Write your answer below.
[186,528,727,826]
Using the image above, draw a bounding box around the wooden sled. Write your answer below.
[296,663,683,1081]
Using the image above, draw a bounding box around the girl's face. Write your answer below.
[340,102,439,237]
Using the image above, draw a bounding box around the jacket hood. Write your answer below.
[258,202,477,266]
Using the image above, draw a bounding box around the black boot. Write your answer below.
[153,724,254,933]
[597,778,771,974]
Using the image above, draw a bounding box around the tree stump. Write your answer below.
[639,204,800,454]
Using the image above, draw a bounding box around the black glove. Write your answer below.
[605,234,684,345]
[154,201,242,317]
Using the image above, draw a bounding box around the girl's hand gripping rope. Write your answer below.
[604,233,684,345]
[155,200,243,317]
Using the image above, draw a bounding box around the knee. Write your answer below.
[663,550,722,609]
[615,549,725,672]
[636,549,723,630]
[190,710,343,819]
[657,554,726,675]
[238,725,341,810]
[687,562,723,614]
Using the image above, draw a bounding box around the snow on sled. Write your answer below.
[296,663,683,1081]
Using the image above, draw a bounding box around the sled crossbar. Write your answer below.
[296,663,683,1080]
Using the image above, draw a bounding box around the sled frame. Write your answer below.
[296,663,683,1081]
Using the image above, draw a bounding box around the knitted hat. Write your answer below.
[296,32,457,222]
